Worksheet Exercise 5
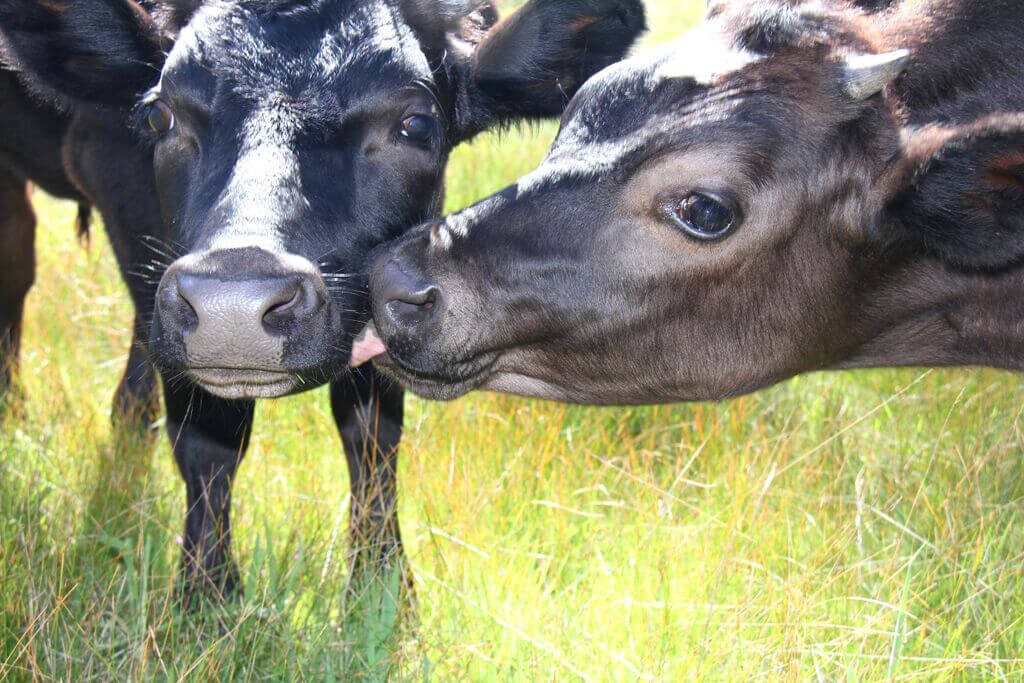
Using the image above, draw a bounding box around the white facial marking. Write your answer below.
[514,138,634,196]
[444,196,504,238]
[430,223,454,251]
[511,29,760,201]
[156,2,230,92]
[655,32,760,84]
[208,103,303,253]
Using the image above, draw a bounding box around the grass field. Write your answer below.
[5,1,1024,679]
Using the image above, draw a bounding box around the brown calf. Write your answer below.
[360,0,1024,406]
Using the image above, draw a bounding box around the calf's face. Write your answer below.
[143,1,450,399]
[366,2,1024,404]
[0,0,645,399]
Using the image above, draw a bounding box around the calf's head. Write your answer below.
[365,0,1024,404]
[0,0,644,398]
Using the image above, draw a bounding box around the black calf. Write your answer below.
[0,0,645,602]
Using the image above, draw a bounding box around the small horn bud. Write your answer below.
[841,49,910,100]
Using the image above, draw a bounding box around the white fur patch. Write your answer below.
[655,32,760,84]
[430,223,454,250]
[207,103,303,253]
[514,138,631,196]
[444,195,503,238]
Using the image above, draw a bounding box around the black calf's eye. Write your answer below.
[673,192,736,241]
[146,100,175,134]
[399,114,436,146]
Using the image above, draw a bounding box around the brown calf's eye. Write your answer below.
[673,192,736,241]
[146,100,175,134]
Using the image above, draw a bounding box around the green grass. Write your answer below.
[4,1,1024,679]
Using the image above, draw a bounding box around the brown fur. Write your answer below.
[0,169,36,393]
[367,0,1024,406]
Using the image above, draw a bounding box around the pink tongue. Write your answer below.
[350,326,387,367]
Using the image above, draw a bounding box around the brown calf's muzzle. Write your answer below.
[372,255,444,338]
[368,230,446,357]
[356,226,503,401]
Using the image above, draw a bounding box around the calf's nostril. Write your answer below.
[385,285,440,329]
[377,260,438,306]
[397,285,437,308]
[261,279,309,330]
[171,274,201,331]
[264,291,299,318]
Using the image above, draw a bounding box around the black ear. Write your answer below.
[467,0,646,126]
[0,0,165,107]
[400,0,496,43]
[887,116,1024,270]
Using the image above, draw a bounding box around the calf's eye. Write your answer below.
[672,192,736,241]
[146,100,175,134]
[399,114,436,146]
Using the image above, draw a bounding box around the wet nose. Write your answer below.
[156,250,327,370]
[372,259,443,333]
[175,273,320,335]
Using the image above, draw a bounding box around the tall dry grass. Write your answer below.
[3,1,1024,679]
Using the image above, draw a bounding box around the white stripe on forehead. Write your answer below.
[654,30,759,84]
[516,31,759,196]
[208,102,306,252]
[443,196,498,238]
[431,29,761,250]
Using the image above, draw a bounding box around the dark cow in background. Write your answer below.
[0,70,91,397]
[0,0,645,602]
[361,0,1024,405]
[0,69,164,425]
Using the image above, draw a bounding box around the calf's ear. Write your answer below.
[461,0,646,132]
[0,0,165,107]
[884,115,1024,270]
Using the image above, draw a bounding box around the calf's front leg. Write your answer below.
[110,315,160,431]
[163,376,254,604]
[63,110,161,432]
[331,366,407,590]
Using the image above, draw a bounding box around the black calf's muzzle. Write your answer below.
[153,246,331,399]
[171,272,322,368]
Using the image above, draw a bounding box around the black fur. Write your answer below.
[0,0,646,603]
[0,0,164,105]
[149,0,202,34]
[890,118,1024,270]
[464,0,646,128]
